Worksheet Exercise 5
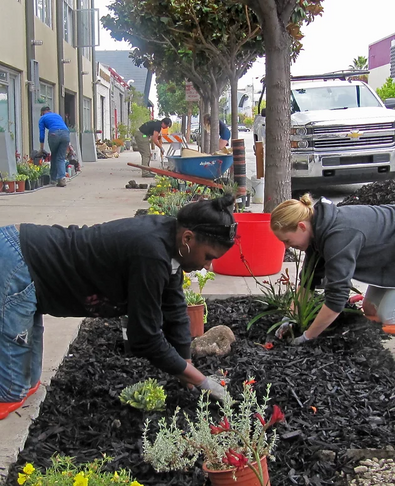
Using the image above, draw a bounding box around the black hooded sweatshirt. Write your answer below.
[303,197,395,313]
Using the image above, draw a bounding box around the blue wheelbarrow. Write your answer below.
[127,153,233,188]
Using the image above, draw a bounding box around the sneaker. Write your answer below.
[57,178,67,187]
[0,381,41,420]
[142,172,155,178]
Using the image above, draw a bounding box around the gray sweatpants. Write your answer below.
[365,285,395,324]
[135,131,152,176]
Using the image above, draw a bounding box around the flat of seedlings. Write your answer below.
[4,302,395,486]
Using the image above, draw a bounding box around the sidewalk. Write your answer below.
[0,149,393,482]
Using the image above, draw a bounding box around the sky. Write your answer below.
[95,0,395,93]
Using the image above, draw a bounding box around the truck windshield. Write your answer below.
[291,85,382,113]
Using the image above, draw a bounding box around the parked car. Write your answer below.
[238,125,251,132]
[190,127,201,143]
[253,70,395,191]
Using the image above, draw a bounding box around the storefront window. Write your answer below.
[0,68,21,156]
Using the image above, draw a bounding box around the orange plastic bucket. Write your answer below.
[212,213,285,276]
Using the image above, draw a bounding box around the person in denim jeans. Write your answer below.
[0,195,238,419]
[0,225,43,419]
[39,107,70,187]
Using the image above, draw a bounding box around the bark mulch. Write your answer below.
[4,302,395,486]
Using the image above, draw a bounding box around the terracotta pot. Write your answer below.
[203,456,270,486]
[4,181,16,193]
[187,304,205,338]
[16,180,25,192]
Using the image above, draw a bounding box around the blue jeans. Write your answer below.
[0,225,43,402]
[48,129,70,181]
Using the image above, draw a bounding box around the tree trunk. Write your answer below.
[200,97,210,153]
[186,103,192,143]
[181,115,186,137]
[264,28,292,212]
[240,0,297,212]
[210,87,220,153]
[230,72,239,141]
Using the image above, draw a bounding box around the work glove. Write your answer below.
[275,317,293,339]
[197,377,226,402]
[291,331,310,346]
[160,147,165,156]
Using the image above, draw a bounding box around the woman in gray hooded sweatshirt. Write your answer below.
[270,193,395,344]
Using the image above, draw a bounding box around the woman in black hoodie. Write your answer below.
[270,193,395,344]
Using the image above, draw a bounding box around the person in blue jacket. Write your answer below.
[203,114,231,149]
[39,106,70,187]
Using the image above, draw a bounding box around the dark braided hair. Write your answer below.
[177,194,236,249]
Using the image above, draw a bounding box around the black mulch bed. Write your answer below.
[5,301,395,486]
[337,179,395,206]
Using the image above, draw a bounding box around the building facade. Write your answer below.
[0,0,97,161]
[368,33,395,91]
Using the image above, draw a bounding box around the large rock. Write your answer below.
[191,325,235,358]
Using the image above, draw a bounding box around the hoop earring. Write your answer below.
[178,248,184,258]
[185,242,190,254]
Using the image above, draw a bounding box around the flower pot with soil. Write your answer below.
[183,271,216,338]
[4,180,16,193]
[203,455,270,486]
[16,174,28,192]
[16,180,25,192]
[186,302,205,338]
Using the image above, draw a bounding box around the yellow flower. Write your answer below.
[73,472,88,486]
[130,481,144,486]
[23,464,35,475]
[17,473,28,485]
[111,472,119,482]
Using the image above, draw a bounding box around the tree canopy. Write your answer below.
[157,81,199,117]
[376,78,395,101]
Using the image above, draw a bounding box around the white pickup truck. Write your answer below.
[253,71,395,191]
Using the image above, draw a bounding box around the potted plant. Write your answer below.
[183,271,215,338]
[112,138,124,153]
[142,379,284,485]
[1,172,16,193]
[15,174,28,192]
[40,163,51,185]
[27,163,40,190]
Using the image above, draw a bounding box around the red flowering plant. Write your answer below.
[142,378,284,483]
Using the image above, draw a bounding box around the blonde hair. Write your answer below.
[270,193,314,232]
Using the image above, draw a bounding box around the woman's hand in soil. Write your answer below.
[275,317,293,339]
[291,331,310,346]
[197,377,226,402]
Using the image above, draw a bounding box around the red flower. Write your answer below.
[263,342,274,350]
[223,449,248,471]
[210,417,230,435]
[254,412,266,427]
[220,380,226,387]
[244,378,256,386]
[279,268,291,285]
[268,405,285,426]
